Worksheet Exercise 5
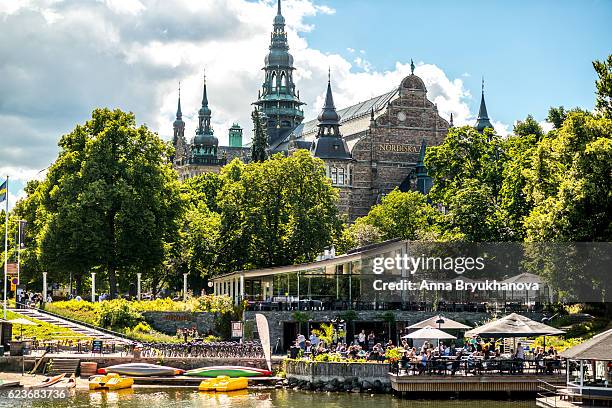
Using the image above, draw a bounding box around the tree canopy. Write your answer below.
[35,109,183,297]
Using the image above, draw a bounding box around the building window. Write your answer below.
[330,167,338,184]
[337,167,345,185]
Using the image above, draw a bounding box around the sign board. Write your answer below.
[231,321,243,339]
[92,340,103,354]
[6,263,17,275]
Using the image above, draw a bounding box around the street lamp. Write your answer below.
[436,318,445,347]
[91,272,96,302]
[42,272,47,303]
[137,273,142,301]
[183,273,188,302]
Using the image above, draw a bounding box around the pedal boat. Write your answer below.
[198,376,229,391]
[215,377,248,392]
[89,373,134,390]
[198,375,249,392]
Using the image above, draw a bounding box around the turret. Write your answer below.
[192,72,218,158]
[310,72,351,160]
[474,78,494,133]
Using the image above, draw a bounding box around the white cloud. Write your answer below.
[104,0,145,15]
[540,120,554,134]
[1,0,501,196]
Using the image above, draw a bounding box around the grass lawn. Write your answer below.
[5,310,90,341]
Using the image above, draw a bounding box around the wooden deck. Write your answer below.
[390,373,565,393]
[536,396,579,408]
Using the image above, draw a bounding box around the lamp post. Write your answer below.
[183,273,188,302]
[436,318,445,347]
[42,272,47,303]
[137,273,142,301]
[91,272,96,302]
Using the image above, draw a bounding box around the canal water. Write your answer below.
[1,388,537,408]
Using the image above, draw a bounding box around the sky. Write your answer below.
[1,0,610,207]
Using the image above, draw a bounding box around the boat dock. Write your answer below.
[390,373,565,394]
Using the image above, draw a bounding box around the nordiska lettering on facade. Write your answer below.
[377,143,420,153]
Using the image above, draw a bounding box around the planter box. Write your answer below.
[285,360,390,384]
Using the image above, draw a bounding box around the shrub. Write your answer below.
[99,299,143,329]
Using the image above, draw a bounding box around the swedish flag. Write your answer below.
[0,179,6,203]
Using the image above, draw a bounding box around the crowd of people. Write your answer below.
[15,291,51,308]
[292,328,562,376]
[292,329,397,361]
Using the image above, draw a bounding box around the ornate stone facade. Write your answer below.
[170,1,496,220]
[289,65,449,221]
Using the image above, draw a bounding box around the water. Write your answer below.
[0,388,537,408]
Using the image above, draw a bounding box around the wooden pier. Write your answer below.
[390,373,565,394]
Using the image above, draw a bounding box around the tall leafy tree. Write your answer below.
[36,109,183,298]
[351,189,442,242]
[216,151,342,270]
[251,109,268,162]
[425,126,510,241]
[523,111,612,241]
[547,106,567,129]
[513,114,544,139]
[593,55,612,118]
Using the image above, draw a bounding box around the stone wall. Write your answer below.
[143,311,217,336]
[285,360,390,384]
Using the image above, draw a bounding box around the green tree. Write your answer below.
[593,55,612,118]
[251,109,268,162]
[36,108,183,298]
[547,106,567,129]
[513,114,544,139]
[352,189,440,241]
[498,134,538,240]
[425,126,510,241]
[340,222,382,252]
[523,111,612,241]
[216,151,342,271]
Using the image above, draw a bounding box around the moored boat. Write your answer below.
[89,373,134,390]
[198,376,229,391]
[186,366,272,378]
[214,377,248,392]
[30,374,65,389]
[98,363,183,377]
[51,374,76,389]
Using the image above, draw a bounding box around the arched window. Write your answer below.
[270,72,277,91]
[280,72,287,87]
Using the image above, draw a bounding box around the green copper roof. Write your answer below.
[474,79,494,133]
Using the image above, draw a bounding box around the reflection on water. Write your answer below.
[1,388,537,408]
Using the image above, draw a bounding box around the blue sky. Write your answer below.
[0,0,610,206]
[301,0,611,127]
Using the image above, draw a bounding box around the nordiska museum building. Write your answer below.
[171,0,494,222]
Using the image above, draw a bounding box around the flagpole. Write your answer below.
[3,176,9,320]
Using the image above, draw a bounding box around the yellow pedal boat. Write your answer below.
[199,376,229,391]
[198,376,248,392]
[89,373,134,391]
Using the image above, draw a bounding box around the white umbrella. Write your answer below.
[402,325,456,340]
[465,313,564,338]
[408,315,471,330]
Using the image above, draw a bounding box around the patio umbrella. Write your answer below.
[402,325,456,340]
[8,318,38,338]
[464,313,564,338]
[408,315,471,330]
